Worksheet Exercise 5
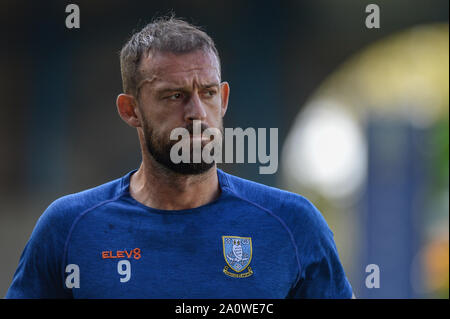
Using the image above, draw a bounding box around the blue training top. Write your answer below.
[6,169,353,299]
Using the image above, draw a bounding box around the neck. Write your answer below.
[129,157,221,211]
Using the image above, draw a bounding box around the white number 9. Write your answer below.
[117,260,131,283]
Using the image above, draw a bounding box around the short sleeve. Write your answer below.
[5,201,72,298]
[287,202,353,299]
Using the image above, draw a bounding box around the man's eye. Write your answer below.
[168,93,182,100]
[205,90,217,97]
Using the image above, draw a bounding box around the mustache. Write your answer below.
[168,122,223,144]
[183,122,211,135]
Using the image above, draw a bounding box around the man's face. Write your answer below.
[135,49,228,175]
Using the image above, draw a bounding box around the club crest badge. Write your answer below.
[222,236,253,278]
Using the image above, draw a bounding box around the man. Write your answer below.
[6,16,353,298]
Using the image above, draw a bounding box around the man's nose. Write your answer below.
[184,92,207,122]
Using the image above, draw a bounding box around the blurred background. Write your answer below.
[0,0,448,298]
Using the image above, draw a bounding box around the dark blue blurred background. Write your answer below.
[0,0,448,298]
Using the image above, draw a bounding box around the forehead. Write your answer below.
[138,49,220,88]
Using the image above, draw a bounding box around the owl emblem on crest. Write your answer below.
[222,236,253,278]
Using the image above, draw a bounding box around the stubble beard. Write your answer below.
[142,118,223,176]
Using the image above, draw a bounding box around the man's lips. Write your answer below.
[190,135,210,141]
[172,134,212,143]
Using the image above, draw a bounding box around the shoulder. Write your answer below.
[218,169,332,236]
[35,172,128,234]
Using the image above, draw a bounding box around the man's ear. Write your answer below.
[116,93,141,128]
[220,82,230,117]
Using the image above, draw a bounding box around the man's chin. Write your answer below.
[158,160,215,176]
[145,138,217,176]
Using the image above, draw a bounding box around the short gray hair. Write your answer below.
[119,16,221,98]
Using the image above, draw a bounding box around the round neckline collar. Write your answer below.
[119,168,231,214]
